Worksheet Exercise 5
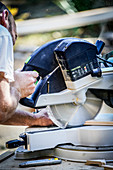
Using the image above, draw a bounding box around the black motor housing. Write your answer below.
[54,38,99,81]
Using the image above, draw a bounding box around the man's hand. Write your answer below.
[33,108,54,126]
[12,69,38,99]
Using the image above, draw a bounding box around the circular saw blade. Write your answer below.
[47,90,103,128]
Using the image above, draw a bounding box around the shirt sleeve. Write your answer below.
[0,34,14,82]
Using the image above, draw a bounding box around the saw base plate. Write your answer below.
[15,145,113,162]
[54,145,113,162]
[15,125,113,162]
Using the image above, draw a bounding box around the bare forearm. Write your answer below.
[0,79,20,123]
[0,71,39,125]
[1,109,53,127]
[10,86,20,111]
[1,109,35,126]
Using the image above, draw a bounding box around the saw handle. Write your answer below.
[19,66,59,108]
[6,134,27,149]
[19,75,49,108]
[6,139,25,149]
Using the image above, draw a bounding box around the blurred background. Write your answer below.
[1,0,113,69]
[0,0,113,153]
[2,0,113,70]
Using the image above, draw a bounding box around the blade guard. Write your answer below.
[19,38,68,108]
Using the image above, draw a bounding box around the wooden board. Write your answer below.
[84,120,113,126]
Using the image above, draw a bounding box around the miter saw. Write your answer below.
[7,38,113,161]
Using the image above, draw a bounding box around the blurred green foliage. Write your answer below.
[72,0,113,11]
[4,0,113,20]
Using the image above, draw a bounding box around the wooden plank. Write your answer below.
[84,120,113,126]
[16,7,113,35]
[104,165,113,170]
[85,159,106,167]
[85,159,113,169]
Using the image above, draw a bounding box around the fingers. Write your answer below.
[23,71,39,85]
[34,109,54,126]
[16,70,39,79]
[25,71,39,78]
[27,83,36,93]
[13,70,39,98]
[29,77,37,84]
[38,117,54,126]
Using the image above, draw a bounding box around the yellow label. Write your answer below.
[54,158,58,160]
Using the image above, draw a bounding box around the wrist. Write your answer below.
[11,86,21,102]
